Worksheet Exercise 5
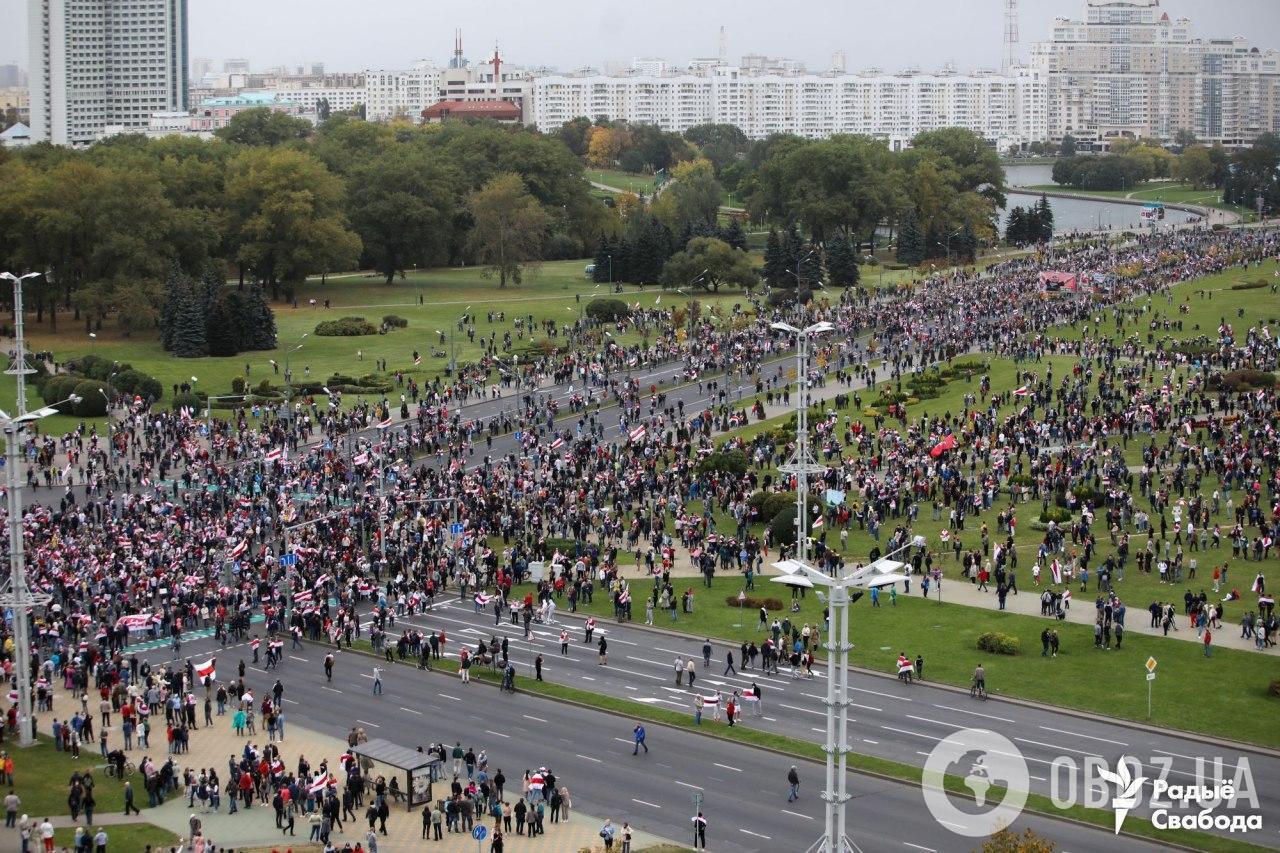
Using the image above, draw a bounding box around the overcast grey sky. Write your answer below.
[2,0,1277,74]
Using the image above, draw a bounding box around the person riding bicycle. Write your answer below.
[107,748,128,778]
[972,664,986,694]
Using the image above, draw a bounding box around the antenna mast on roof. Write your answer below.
[719,26,727,65]
[1003,0,1020,72]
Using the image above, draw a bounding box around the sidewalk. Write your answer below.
[0,681,672,853]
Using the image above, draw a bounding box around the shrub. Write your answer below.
[1269,679,1280,698]
[724,595,784,611]
[976,632,1020,655]
[1039,506,1072,524]
[109,368,162,402]
[1230,280,1268,291]
[767,287,813,308]
[1008,474,1033,486]
[382,315,409,328]
[69,379,111,416]
[231,376,247,395]
[1208,369,1277,393]
[584,299,630,323]
[170,391,203,414]
[698,449,749,477]
[768,505,798,546]
[748,491,797,523]
[41,375,82,409]
[315,317,377,336]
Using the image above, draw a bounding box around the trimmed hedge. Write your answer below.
[724,596,784,611]
[1230,279,1268,291]
[382,315,409,328]
[698,449,749,477]
[977,631,1020,655]
[749,491,797,524]
[1039,506,1072,524]
[70,380,111,417]
[315,317,377,336]
[170,391,203,413]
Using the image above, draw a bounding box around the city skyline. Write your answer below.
[2,0,1278,76]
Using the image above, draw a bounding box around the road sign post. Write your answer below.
[693,791,703,849]
[1145,657,1158,718]
[472,823,487,852]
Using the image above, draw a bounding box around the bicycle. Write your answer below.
[969,680,987,700]
[105,761,137,779]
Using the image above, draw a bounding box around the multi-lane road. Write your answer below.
[134,626,1176,853]
[142,600,1278,852]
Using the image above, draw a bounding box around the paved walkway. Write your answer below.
[0,679,672,853]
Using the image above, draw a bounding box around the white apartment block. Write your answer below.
[272,82,363,114]
[364,62,441,122]
[28,0,189,146]
[532,66,1046,150]
[1031,0,1280,146]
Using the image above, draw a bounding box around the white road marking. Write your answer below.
[289,655,309,662]
[782,809,813,820]
[779,703,825,717]
[522,715,548,723]
[282,698,299,705]
[903,843,936,852]
[439,694,461,702]
[400,707,423,715]
[675,781,702,790]
[355,719,381,728]
[632,798,661,809]
[1038,726,1127,746]
[714,763,742,772]
[575,754,602,763]
[932,704,1015,723]
[906,714,965,728]
[485,730,510,739]
[321,686,341,693]
[881,726,939,740]
[862,739,879,745]
[1014,737,1099,758]
[581,676,596,681]
[740,829,771,839]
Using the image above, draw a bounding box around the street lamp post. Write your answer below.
[2,267,70,747]
[282,333,308,424]
[770,534,924,853]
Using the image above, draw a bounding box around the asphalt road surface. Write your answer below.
[133,632,1174,853]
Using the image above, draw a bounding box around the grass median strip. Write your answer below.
[336,639,1267,852]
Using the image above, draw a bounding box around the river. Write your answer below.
[1001,163,1195,234]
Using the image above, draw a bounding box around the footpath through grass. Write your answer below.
[7,737,132,816]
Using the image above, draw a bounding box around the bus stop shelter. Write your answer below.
[350,739,441,812]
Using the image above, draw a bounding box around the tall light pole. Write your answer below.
[772,320,833,573]
[1,269,67,746]
[282,333,308,424]
[771,536,923,853]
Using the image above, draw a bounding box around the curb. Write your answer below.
[539,607,1280,759]
[308,639,1217,853]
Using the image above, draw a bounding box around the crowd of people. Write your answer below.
[1,224,1278,850]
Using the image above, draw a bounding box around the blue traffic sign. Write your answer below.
[472,825,487,841]
[279,553,298,567]
[449,522,465,536]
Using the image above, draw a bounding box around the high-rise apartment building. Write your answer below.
[28,0,189,146]
[531,65,1045,150]
[1030,0,1280,146]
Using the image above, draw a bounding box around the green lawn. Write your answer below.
[8,260,754,423]
[557,575,1280,747]
[53,823,180,851]
[584,169,661,194]
[7,737,132,816]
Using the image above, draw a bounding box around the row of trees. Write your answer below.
[1051,134,1280,201]
[160,266,277,357]
[0,111,608,332]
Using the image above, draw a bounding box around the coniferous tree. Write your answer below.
[720,219,747,251]
[171,279,209,358]
[824,233,861,287]
[896,209,925,265]
[205,292,238,357]
[592,237,614,284]
[796,240,824,291]
[240,285,277,350]
[1035,194,1055,242]
[954,224,979,264]
[763,229,788,288]
[1005,207,1027,246]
